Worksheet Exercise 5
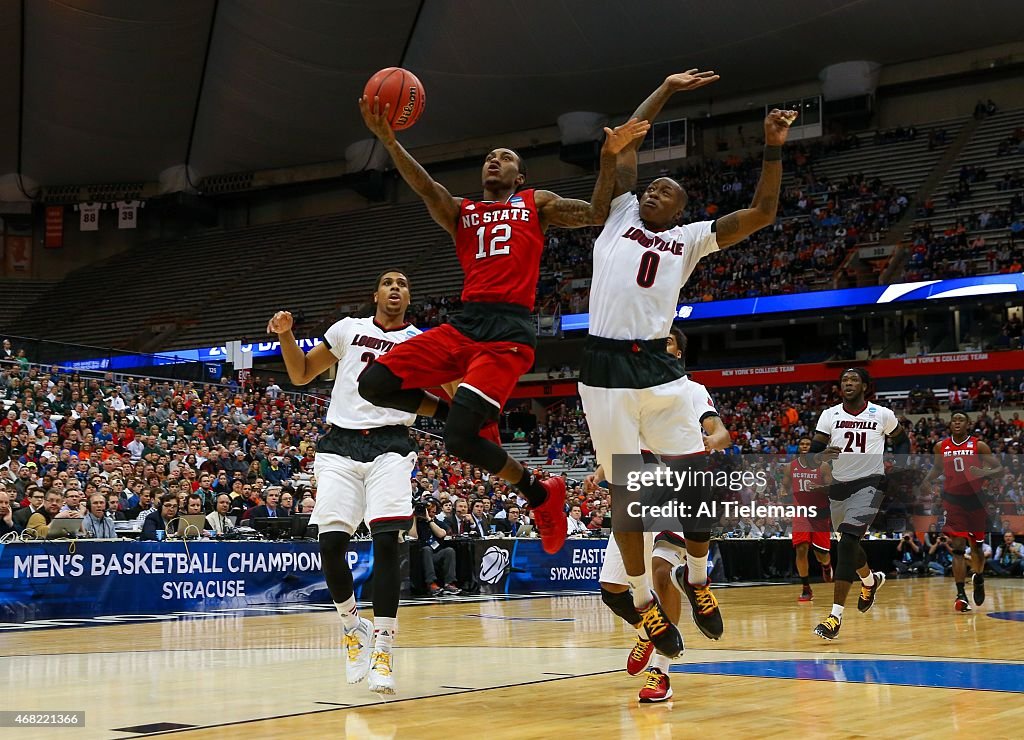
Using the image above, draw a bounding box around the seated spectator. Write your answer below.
[82,493,116,538]
[248,487,286,519]
[141,493,181,540]
[407,500,460,596]
[494,505,526,536]
[567,504,587,535]
[27,490,81,538]
[206,494,234,535]
[0,490,17,536]
[991,532,1023,576]
[13,487,44,530]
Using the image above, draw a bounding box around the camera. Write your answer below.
[413,501,427,518]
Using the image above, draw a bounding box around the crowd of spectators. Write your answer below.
[3,338,1024,592]
[0,356,323,540]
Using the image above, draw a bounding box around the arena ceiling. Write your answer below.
[1,0,1022,190]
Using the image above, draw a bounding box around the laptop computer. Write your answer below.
[514,524,534,538]
[290,513,317,540]
[46,518,85,539]
[175,515,209,538]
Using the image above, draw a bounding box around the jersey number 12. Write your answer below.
[475,224,511,259]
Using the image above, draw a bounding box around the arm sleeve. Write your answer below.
[322,319,351,360]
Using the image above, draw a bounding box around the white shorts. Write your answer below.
[579,377,699,485]
[311,451,416,535]
[599,532,686,586]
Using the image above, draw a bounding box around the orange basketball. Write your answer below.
[363,67,425,131]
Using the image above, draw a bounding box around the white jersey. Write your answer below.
[589,193,719,340]
[74,202,105,231]
[115,200,144,229]
[815,402,898,481]
[643,376,720,455]
[323,316,421,429]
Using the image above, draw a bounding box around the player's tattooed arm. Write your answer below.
[613,70,719,197]
[538,118,650,229]
[714,108,796,249]
[359,95,460,236]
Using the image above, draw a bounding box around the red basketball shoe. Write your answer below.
[532,476,567,554]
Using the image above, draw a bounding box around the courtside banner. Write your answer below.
[475,538,606,593]
[0,540,373,621]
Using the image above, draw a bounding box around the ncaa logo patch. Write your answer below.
[509,195,525,208]
[478,546,510,584]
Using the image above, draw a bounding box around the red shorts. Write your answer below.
[792,530,832,552]
[376,324,534,413]
[943,501,987,544]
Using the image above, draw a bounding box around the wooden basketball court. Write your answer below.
[4,578,1023,738]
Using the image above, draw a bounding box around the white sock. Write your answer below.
[686,553,709,585]
[335,596,359,630]
[374,617,397,652]
[860,571,875,587]
[627,574,654,609]
[649,652,671,673]
[830,604,844,619]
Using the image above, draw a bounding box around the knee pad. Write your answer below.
[357,362,401,405]
[683,530,711,544]
[358,363,424,413]
[600,586,641,627]
[443,404,507,473]
[835,532,862,582]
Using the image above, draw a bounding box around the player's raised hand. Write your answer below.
[665,68,719,92]
[765,108,799,146]
[358,95,396,144]
[267,311,294,335]
[601,118,651,156]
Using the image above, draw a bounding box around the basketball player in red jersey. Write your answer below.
[920,411,1002,611]
[356,95,649,555]
[783,436,834,602]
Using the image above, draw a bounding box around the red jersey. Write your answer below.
[455,189,544,310]
[939,435,982,497]
[791,458,828,522]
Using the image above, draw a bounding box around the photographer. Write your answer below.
[927,532,954,576]
[406,499,461,597]
[893,530,924,575]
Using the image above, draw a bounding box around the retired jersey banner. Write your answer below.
[44,206,63,248]
[0,540,374,622]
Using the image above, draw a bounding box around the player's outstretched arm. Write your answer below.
[536,118,650,230]
[614,69,719,196]
[267,311,338,386]
[359,95,460,236]
[714,109,798,249]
